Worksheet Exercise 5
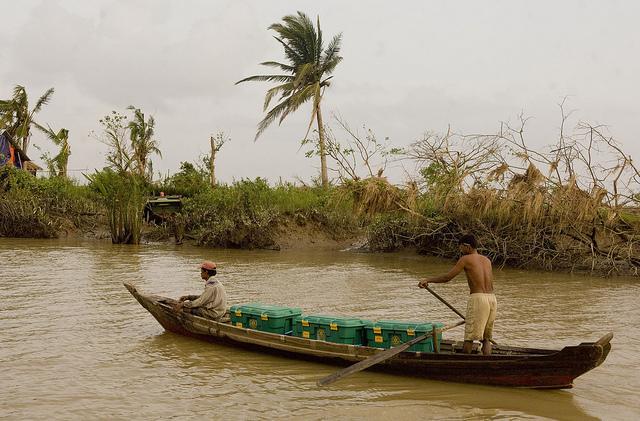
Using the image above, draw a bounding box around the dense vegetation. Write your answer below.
[2,141,639,276]
[0,166,98,237]
[364,117,640,276]
[180,178,358,249]
[3,98,640,276]
[156,162,356,248]
[0,163,362,246]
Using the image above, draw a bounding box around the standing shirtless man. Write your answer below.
[418,234,497,355]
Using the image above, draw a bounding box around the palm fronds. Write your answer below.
[0,85,55,154]
[35,122,70,178]
[127,106,161,180]
[236,11,343,187]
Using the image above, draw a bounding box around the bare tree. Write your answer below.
[404,103,639,275]
[209,131,230,186]
[92,111,131,173]
[304,115,400,183]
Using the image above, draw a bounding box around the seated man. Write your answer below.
[175,261,227,321]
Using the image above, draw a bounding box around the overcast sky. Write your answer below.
[1,0,638,184]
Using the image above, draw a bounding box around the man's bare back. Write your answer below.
[417,250,494,294]
[460,253,494,294]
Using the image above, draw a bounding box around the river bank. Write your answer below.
[1,166,638,276]
[61,216,365,252]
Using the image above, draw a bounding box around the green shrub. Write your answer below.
[0,166,98,237]
[183,178,359,248]
[0,189,61,237]
[158,161,210,197]
[86,169,146,244]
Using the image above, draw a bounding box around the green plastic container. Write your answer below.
[229,303,302,334]
[293,315,368,345]
[365,320,444,352]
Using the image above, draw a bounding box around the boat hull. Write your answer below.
[124,283,611,389]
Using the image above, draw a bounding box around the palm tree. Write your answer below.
[35,123,70,178]
[236,11,343,187]
[0,85,54,155]
[127,106,161,180]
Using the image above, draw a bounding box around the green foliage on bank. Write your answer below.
[182,177,359,248]
[1,164,364,245]
[151,162,361,248]
[0,166,98,237]
[85,168,147,244]
[158,162,210,197]
[5,154,637,276]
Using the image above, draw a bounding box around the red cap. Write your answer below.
[200,261,217,270]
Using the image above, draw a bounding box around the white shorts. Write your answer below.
[464,293,497,341]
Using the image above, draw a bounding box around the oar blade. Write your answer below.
[316,334,426,387]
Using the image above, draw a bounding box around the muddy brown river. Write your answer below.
[1,238,638,420]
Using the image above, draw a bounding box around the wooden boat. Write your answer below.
[124,282,612,389]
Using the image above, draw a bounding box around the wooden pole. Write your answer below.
[210,135,216,187]
[425,286,466,319]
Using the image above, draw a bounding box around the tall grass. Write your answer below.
[0,166,97,238]
[85,169,146,244]
[0,189,61,237]
[184,178,358,248]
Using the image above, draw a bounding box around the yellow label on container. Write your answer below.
[235,322,243,328]
[235,310,242,317]
[303,331,310,338]
[374,335,383,343]
[249,319,258,329]
[407,328,415,336]
[330,323,338,331]
[302,320,309,327]
[261,314,268,321]
[373,327,382,334]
